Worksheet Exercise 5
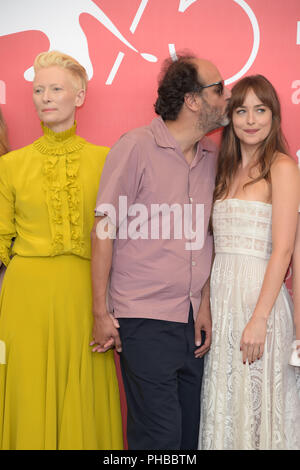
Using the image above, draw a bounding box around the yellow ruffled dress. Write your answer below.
[0,123,123,450]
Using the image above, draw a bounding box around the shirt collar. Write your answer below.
[150,116,177,149]
[150,116,216,154]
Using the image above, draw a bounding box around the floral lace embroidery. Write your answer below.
[213,199,272,259]
[199,199,300,450]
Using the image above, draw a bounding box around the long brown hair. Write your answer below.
[0,108,9,156]
[213,75,288,203]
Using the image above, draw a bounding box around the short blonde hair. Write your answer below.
[34,51,88,91]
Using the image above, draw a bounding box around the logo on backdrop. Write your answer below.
[0,0,157,83]
[291,80,300,105]
[0,0,259,86]
[0,81,5,105]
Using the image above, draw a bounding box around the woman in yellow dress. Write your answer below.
[0,51,123,450]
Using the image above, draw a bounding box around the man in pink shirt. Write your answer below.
[91,56,231,449]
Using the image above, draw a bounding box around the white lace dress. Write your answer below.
[199,199,300,450]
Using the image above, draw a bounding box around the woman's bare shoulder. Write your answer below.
[272,152,298,169]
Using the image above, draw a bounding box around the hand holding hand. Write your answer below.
[90,312,122,353]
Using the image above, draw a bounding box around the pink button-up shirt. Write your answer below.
[95,117,217,322]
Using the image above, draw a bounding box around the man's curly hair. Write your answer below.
[154,55,204,121]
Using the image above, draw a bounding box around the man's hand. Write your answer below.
[90,311,122,353]
[194,305,212,359]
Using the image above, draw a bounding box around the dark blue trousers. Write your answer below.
[118,304,204,450]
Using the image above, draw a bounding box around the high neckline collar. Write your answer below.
[33,121,85,156]
[41,121,77,142]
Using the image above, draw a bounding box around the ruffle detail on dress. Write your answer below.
[43,155,64,255]
[43,153,84,256]
[65,154,84,255]
[41,124,84,256]
[33,122,85,156]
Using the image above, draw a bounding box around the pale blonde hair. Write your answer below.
[33,51,88,91]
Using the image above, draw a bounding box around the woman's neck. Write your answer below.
[240,142,260,169]
[43,117,75,134]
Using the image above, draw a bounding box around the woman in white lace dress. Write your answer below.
[293,207,300,360]
[198,75,300,450]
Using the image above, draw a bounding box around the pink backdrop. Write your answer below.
[0,0,299,444]
[1,0,299,288]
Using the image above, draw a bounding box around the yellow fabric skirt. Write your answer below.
[0,255,123,450]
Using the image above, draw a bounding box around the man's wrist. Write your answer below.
[92,304,109,319]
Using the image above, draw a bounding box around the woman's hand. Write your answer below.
[240,316,268,364]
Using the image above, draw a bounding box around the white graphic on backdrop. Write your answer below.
[0,81,5,105]
[297,21,300,44]
[178,0,198,12]
[107,0,260,85]
[291,80,300,104]
[0,0,259,86]
[169,0,260,85]
[0,0,157,82]
[106,0,151,85]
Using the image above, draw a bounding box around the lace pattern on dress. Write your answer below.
[213,199,272,259]
[199,199,300,450]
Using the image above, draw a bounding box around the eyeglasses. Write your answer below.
[199,80,224,96]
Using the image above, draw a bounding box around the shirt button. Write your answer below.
[189,197,193,202]
[192,260,196,266]
[190,291,193,296]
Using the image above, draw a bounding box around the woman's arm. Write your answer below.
[293,213,300,348]
[240,155,300,364]
[0,156,16,267]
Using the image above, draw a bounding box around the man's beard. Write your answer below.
[198,97,230,133]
